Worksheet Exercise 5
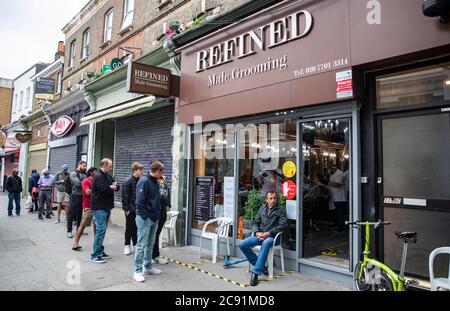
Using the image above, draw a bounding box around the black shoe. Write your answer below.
[250,273,259,286]
[46,214,52,219]
[38,214,44,220]
[101,252,111,260]
[263,267,269,276]
[8,213,13,217]
[29,209,34,213]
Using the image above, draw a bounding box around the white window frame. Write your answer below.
[57,72,62,95]
[13,94,18,113]
[18,91,23,112]
[122,0,134,29]
[82,29,90,59]
[69,40,76,68]
[26,87,31,109]
[104,9,114,43]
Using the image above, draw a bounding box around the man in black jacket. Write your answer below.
[5,169,23,216]
[122,162,144,256]
[90,158,120,264]
[239,191,288,286]
[133,161,164,283]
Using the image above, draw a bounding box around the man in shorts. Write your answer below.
[72,167,97,251]
[54,165,71,224]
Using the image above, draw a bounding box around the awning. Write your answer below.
[80,95,156,126]
[0,148,20,158]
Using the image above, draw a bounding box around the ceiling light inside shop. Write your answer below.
[445,80,450,85]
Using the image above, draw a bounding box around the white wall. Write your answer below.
[11,66,37,123]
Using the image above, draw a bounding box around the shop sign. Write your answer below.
[282,180,297,200]
[51,116,75,138]
[111,58,124,70]
[336,70,353,99]
[127,62,172,97]
[282,160,297,178]
[35,77,55,101]
[15,133,32,144]
[194,177,215,222]
[196,10,314,72]
[4,138,21,149]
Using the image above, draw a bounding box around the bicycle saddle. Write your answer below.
[395,231,417,243]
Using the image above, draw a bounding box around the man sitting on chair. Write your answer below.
[239,191,288,286]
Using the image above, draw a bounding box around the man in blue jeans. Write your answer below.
[90,159,120,264]
[5,169,23,216]
[239,191,288,286]
[133,161,165,283]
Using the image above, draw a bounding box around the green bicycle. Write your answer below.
[347,220,418,291]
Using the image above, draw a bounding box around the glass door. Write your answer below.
[300,117,352,269]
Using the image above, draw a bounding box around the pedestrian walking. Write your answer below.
[90,159,120,264]
[66,161,87,239]
[122,162,144,256]
[72,167,97,251]
[28,169,40,213]
[5,169,23,216]
[37,169,55,220]
[133,161,165,283]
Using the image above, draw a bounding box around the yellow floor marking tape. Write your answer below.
[162,257,296,287]
[162,256,248,288]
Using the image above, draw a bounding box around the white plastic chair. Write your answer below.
[159,211,180,248]
[248,232,285,279]
[199,217,233,263]
[429,247,450,291]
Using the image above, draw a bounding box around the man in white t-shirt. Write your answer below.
[329,165,347,233]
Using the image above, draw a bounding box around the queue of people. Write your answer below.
[4,159,286,287]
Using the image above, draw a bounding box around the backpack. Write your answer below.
[65,172,80,195]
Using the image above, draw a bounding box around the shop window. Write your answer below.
[376,61,450,109]
[301,118,351,269]
[192,128,235,233]
[237,118,297,251]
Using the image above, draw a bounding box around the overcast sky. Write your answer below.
[0,0,90,79]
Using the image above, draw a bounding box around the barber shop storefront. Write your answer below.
[176,0,450,285]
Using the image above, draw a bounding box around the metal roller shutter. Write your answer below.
[49,145,78,174]
[115,105,174,199]
[28,150,48,174]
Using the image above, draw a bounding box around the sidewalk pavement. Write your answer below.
[0,193,351,291]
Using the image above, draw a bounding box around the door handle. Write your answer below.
[377,177,383,184]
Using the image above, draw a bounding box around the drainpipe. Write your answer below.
[83,91,97,167]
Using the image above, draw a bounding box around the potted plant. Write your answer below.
[243,189,264,231]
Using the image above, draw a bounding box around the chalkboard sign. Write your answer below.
[195,177,215,222]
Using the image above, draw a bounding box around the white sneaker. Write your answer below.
[133,272,145,283]
[154,257,168,265]
[67,232,73,239]
[144,267,162,275]
[124,245,131,256]
[54,219,60,224]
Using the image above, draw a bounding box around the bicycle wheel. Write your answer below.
[353,262,372,291]
[371,271,395,291]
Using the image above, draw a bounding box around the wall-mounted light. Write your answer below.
[422,0,450,23]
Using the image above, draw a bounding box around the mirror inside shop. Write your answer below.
[192,117,351,268]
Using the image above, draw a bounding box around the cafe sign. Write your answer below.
[127,62,171,97]
[51,116,75,138]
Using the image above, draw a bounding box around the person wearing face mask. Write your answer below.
[5,169,23,217]
[37,169,55,220]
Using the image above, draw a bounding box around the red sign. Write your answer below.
[282,180,297,200]
[51,116,75,138]
[336,70,353,99]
